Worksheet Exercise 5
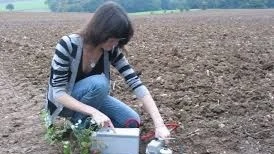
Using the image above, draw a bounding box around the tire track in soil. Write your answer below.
[0,39,59,154]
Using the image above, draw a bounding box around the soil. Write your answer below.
[0,10,274,154]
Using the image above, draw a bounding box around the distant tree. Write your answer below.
[66,3,84,12]
[171,0,189,12]
[186,0,201,9]
[247,0,267,8]
[82,0,104,12]
[45,0,59,12]
[6,3,14,11]
[206,0,219,8]
[44,0,273,13]
[201,0,208,10]
[135,0,161,12]
[266,0,274,7]
[161,0,171,10]
[119,0,161,12]
[119,0,135,12]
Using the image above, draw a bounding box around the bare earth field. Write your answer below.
[0,9,274,154]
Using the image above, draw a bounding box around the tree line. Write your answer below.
[45,0,274,13]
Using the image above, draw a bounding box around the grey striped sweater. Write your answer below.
[46,34,149,124]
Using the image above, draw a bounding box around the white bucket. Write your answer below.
[90,128,140,154]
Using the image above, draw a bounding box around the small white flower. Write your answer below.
[90,119,96,125]
[78,119,82,124]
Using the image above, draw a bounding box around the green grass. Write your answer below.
[0,0,49,12]
[129,9,180,16]
[129,9,201,16]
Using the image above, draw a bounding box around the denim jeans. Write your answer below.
[61,73,140,128]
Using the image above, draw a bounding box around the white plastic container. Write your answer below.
[160,148,172,154]
[90,128,140,154]
[146,139,173,154]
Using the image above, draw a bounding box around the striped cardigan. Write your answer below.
[46,34,149,125]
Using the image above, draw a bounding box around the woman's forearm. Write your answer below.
[139,93,165,127]
[56,93,98,116]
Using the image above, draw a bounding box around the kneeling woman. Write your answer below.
[46,1,170,139]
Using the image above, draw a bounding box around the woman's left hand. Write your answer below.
[155,124,170,140]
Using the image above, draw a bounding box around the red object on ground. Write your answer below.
[140,123,180,142]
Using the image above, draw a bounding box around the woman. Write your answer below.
[46,1,170,139]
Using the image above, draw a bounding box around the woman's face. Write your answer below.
[101,37,125,51]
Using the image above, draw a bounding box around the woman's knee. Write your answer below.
[72,74,109,102]
[124,115,140,128]
[86,74,109,96]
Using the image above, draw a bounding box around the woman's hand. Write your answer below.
[92,110,114,129]
[155,124,170,140]
[56,94,115,130]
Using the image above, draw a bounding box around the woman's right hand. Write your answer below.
[56,94,115,129]
[92,111,114,129]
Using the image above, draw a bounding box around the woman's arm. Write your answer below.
[56,94,114,128]
[57,93,99,115]
[140,94,164,127]
[139,93,170,139]
[110,47,170,138]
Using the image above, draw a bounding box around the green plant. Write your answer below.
[71,118,99,154]
[40,110,99,154]
[63,141,72,154]
[40,110,70,144]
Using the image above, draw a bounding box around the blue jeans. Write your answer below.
[61,74,140,128]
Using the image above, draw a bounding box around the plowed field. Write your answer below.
[0,10,274,154]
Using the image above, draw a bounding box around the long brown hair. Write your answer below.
[79,1,134,48]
